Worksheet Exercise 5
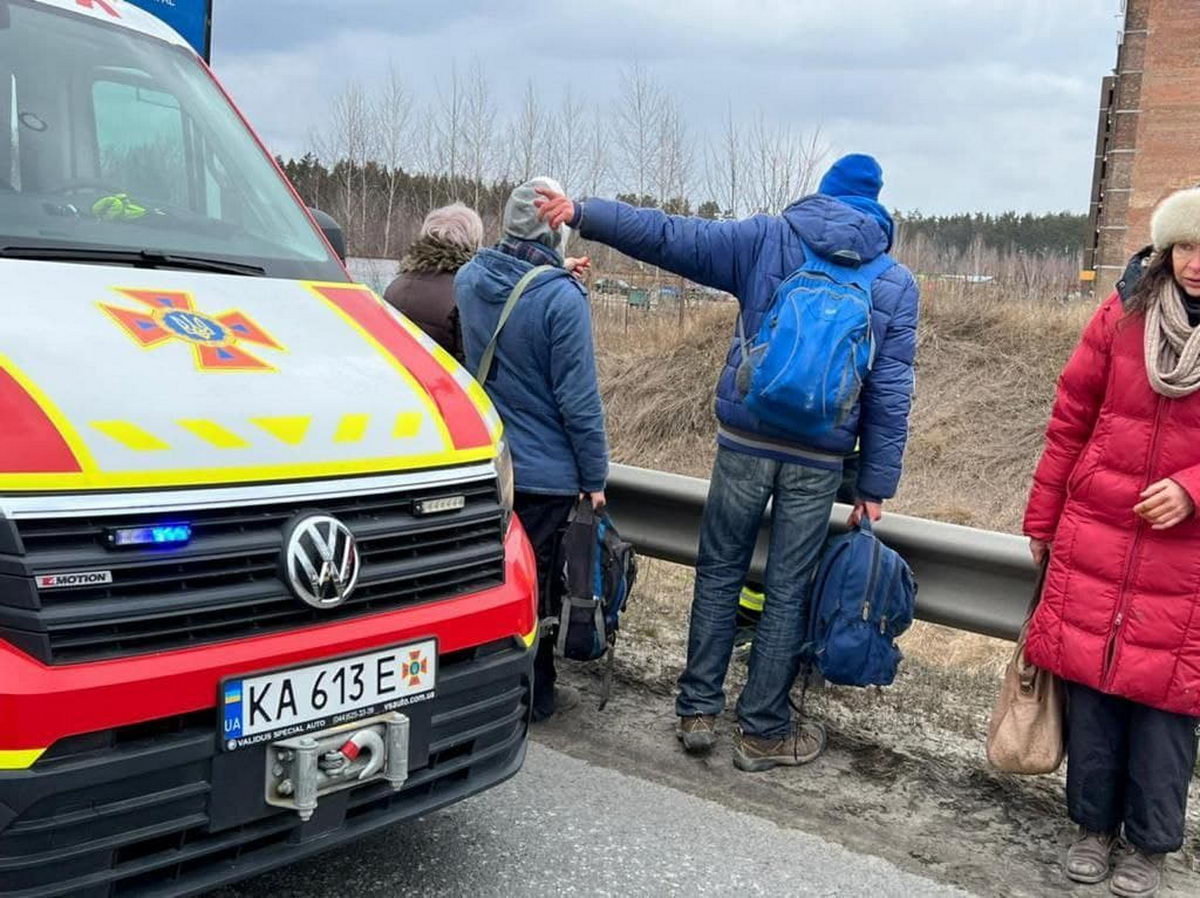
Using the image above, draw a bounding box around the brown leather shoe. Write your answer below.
[732,719,827,772]
[675,714,718,753]
[1110,842,1164,898]
[1065,827,1117,884]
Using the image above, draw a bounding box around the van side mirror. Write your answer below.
[308,208,346,262]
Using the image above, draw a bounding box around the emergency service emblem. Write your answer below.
[99,288,284,372]
[403,648,430,689]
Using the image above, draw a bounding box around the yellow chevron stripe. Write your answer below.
[91,420,170,451]
[0,748,45,770]
[334,413,371,444]
[393,412,422,439]
[178,419,250,449]
[251,415,311,446]
[519,622,538,649]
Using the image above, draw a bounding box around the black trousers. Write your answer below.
[514,491,576,721]
[1066,681,1199,853]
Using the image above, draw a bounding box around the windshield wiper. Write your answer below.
[0,246,266,277]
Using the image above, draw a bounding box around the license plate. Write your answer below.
[219,640,436,751]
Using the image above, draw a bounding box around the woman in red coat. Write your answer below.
[1025,187,1200,898]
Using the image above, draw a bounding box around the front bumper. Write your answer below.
[0,524,537,897]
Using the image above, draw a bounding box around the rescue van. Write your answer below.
[0,2,537,895]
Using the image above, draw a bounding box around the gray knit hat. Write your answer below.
[504,176,568,253]
[1151,188,1200,251]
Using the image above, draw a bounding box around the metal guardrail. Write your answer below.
[606,464,1038,642]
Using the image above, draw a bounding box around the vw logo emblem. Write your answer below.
[281,513,361,609]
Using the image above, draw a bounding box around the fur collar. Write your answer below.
[399,236,476,274]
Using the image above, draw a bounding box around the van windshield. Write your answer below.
[0,1,346,281]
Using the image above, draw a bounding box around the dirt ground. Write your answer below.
[537,615,1200,897]
[576,290,1200,894]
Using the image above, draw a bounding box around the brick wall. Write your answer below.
[1091,0,1200,290]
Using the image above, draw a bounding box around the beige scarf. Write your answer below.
[1145,279,1200,398]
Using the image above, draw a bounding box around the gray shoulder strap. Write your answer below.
[475,264,557,383]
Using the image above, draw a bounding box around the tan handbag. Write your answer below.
[986,561,1065,774]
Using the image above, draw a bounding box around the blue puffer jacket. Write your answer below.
[577,194,918,502]
[455,246,609,496]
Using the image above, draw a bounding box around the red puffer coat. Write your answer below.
[1024,293,1200,717]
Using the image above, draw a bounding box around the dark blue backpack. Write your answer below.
[808,517,916,687]
[737,243,895,443]
[552,500,638,708]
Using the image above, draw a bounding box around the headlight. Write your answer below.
[496,439,515,526]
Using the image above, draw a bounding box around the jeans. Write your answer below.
[676,445,841,739]
[514,491,577,722]
[1066,681,1199,853]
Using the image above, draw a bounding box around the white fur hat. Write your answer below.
[1151,188,1200,251]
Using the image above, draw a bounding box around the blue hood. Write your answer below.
[816,153,895,250]
[782,194,892,262]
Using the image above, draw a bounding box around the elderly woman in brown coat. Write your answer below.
[384,203,485,363]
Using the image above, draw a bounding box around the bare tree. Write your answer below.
[410,104,441,212]
[654,96,692,214]
[746,113,828,215]
[316,81,374,253]
[614,62,663,205]
[509,79,546,184]
[434,62,464,199]
[546,84,586,193]
[583,102,610,198]
[461,58,497,210]
[704,100,743,218]
[374,65,414,257]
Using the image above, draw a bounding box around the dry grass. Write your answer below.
[596,284,1095,672]
[597,283,1093,532]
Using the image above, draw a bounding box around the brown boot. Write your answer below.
[1110,843,1164,898]
[675,715,717,753]
[1065,827,1117,884]
[732,720,826,772]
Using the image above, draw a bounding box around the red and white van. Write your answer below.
[0,2,537,895]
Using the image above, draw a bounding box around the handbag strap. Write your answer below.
[475,264,556,383]
[1012,558,1051,681]
[1023,558,1050,623]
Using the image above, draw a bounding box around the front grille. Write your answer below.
[0,640,530,898]
[0,474,505,664]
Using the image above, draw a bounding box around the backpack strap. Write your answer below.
[798,241,896,299]
[475,264,557,383]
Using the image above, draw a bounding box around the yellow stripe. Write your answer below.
[393,412,422,439]
[0,446,495,491]
[0,748,45,770]
[0,352,100,476]
[251,415,311,446]
[334,413,371,444]
[302,282,456,453]
[178,420,251,449]
[91,420,170,451]
[519,622,538,649]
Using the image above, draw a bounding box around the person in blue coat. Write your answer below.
[456,176,608,722]
[537,154,919,769]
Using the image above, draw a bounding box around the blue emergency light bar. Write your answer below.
[126,0,213,61]
[107,524,193,548]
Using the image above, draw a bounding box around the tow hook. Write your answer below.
[266,712,410,820]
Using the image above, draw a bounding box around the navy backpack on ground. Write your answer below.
[807,517,916,687]
[552,499,638,708]
[737,242,895,443]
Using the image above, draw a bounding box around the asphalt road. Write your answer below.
[214,742,972,897]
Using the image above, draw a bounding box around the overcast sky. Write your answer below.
[211,1,1123,215]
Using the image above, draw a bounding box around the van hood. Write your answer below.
[0,260,500,492]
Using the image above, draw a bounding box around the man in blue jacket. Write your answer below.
[456,177,609,722]
[537,155,919,769]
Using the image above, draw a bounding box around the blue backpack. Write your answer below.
[808,518,916,687]
[552,499,638,708]
[737,244,895,442]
